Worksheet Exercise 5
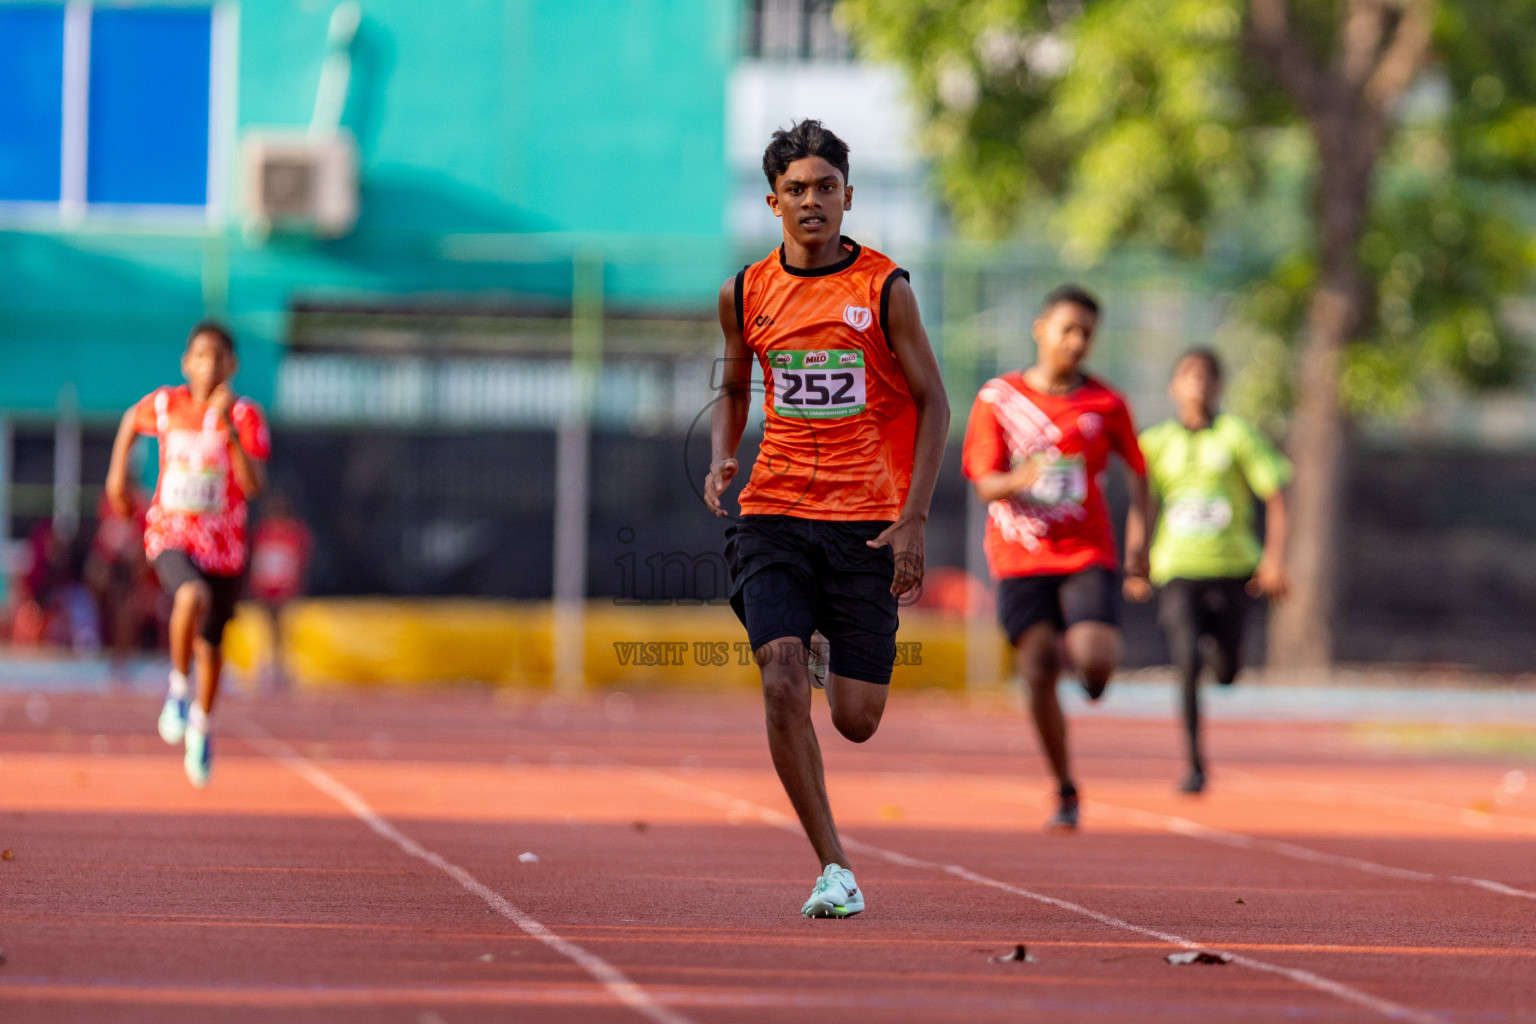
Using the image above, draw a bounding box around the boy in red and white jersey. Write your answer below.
[249,492,312,691]
[962,286,1149,830]
[106,321,269,788]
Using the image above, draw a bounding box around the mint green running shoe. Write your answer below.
[157,696,189,745]
[801,863,864,918]
[184,727,212,788]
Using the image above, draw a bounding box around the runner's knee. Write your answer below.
[759,649,811,729]
[830,699,882,744]
[1015,630,1058,688]
[174,580,211,615]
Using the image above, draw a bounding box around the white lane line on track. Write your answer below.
[1222,768,1536,838]
[611,761,1441,1024]
[862,758,1536,902]
[240,726,695,1024]
[1087,800,1536,900]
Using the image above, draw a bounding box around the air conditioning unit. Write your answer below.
[240,131,358,239]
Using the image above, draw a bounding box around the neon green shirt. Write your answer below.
[1140,414,1292,585]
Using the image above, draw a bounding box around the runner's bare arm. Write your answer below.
[104,407,140,518]
[1123,467,1151,581]
[706,278,753,519]
[211,383,267,498]
[868,275,950,596]
[1249,490,1290,600]
[1124,488,1159,602]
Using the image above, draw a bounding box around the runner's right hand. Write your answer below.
[104,477,132,520]
[704,458,738,518]
[1008,458,1042,497]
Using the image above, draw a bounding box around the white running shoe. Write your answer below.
[184,727,212,789]
[801,863,864,918]
[157,696,189,745]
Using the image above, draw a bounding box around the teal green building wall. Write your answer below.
[0,0,736,417]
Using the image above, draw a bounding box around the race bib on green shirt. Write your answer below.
[770,350,867,418]
[1165,493,1234,538]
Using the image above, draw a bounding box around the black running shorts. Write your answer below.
[153,550,243,647]
[996,567,1120,645]
[725,514,899,686]
[1158,577,1250,682]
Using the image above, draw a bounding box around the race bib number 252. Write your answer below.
[770,350,867,419]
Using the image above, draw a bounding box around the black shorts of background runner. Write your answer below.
[153,551,243,647]
[1158,577,1249,686]
[997,567,1120,645]
[725,514,898,686]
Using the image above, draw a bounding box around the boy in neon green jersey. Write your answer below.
[1125,349,1290,794]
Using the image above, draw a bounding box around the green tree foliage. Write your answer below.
[842,0,1536,415]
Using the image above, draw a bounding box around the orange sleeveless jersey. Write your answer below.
[734,237,917,521]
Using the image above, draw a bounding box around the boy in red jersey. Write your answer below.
[705,121,950,917]
[105,322,270,788]
[962,286,1149,831]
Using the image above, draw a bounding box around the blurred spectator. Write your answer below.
[85,488,162,678]
[13,519,101,653]
[249,492,312,690]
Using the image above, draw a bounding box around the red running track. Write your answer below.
[0,686,1533,1023]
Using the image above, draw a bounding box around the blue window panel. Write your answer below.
[0,6,65,202]
[87,8,211,206]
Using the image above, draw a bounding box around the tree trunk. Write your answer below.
[1266,99,1377,675]
[1267,286,1350,672]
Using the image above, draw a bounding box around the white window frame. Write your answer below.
[0,1,239,229]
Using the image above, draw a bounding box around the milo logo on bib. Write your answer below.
[771,350,867,419]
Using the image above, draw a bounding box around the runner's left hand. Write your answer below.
[868,515,925,598]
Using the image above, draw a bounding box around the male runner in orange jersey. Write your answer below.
[106,322,269,788]
[705,120,950,917]
[962,286,1149,831]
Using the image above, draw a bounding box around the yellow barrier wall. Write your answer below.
[224,600,1014,691]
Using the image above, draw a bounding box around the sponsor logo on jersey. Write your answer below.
[772,352,793,367]
[843,305,872,331]
[839,351,860,366]
[1077,413,1104,440]
[803,351,830,367]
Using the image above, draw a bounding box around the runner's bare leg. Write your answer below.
[1064,622,1121,699]
[759,637,849,869]
[826,673,888,743]
[169,581,210,679]
[194,638,222,716]
[1018,622,1072,788]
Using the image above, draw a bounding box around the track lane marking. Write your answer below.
[240,725,695,1024]
[1085,800,1536,900]
[595,755,1443,1024]
[1221,768,1536,837]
